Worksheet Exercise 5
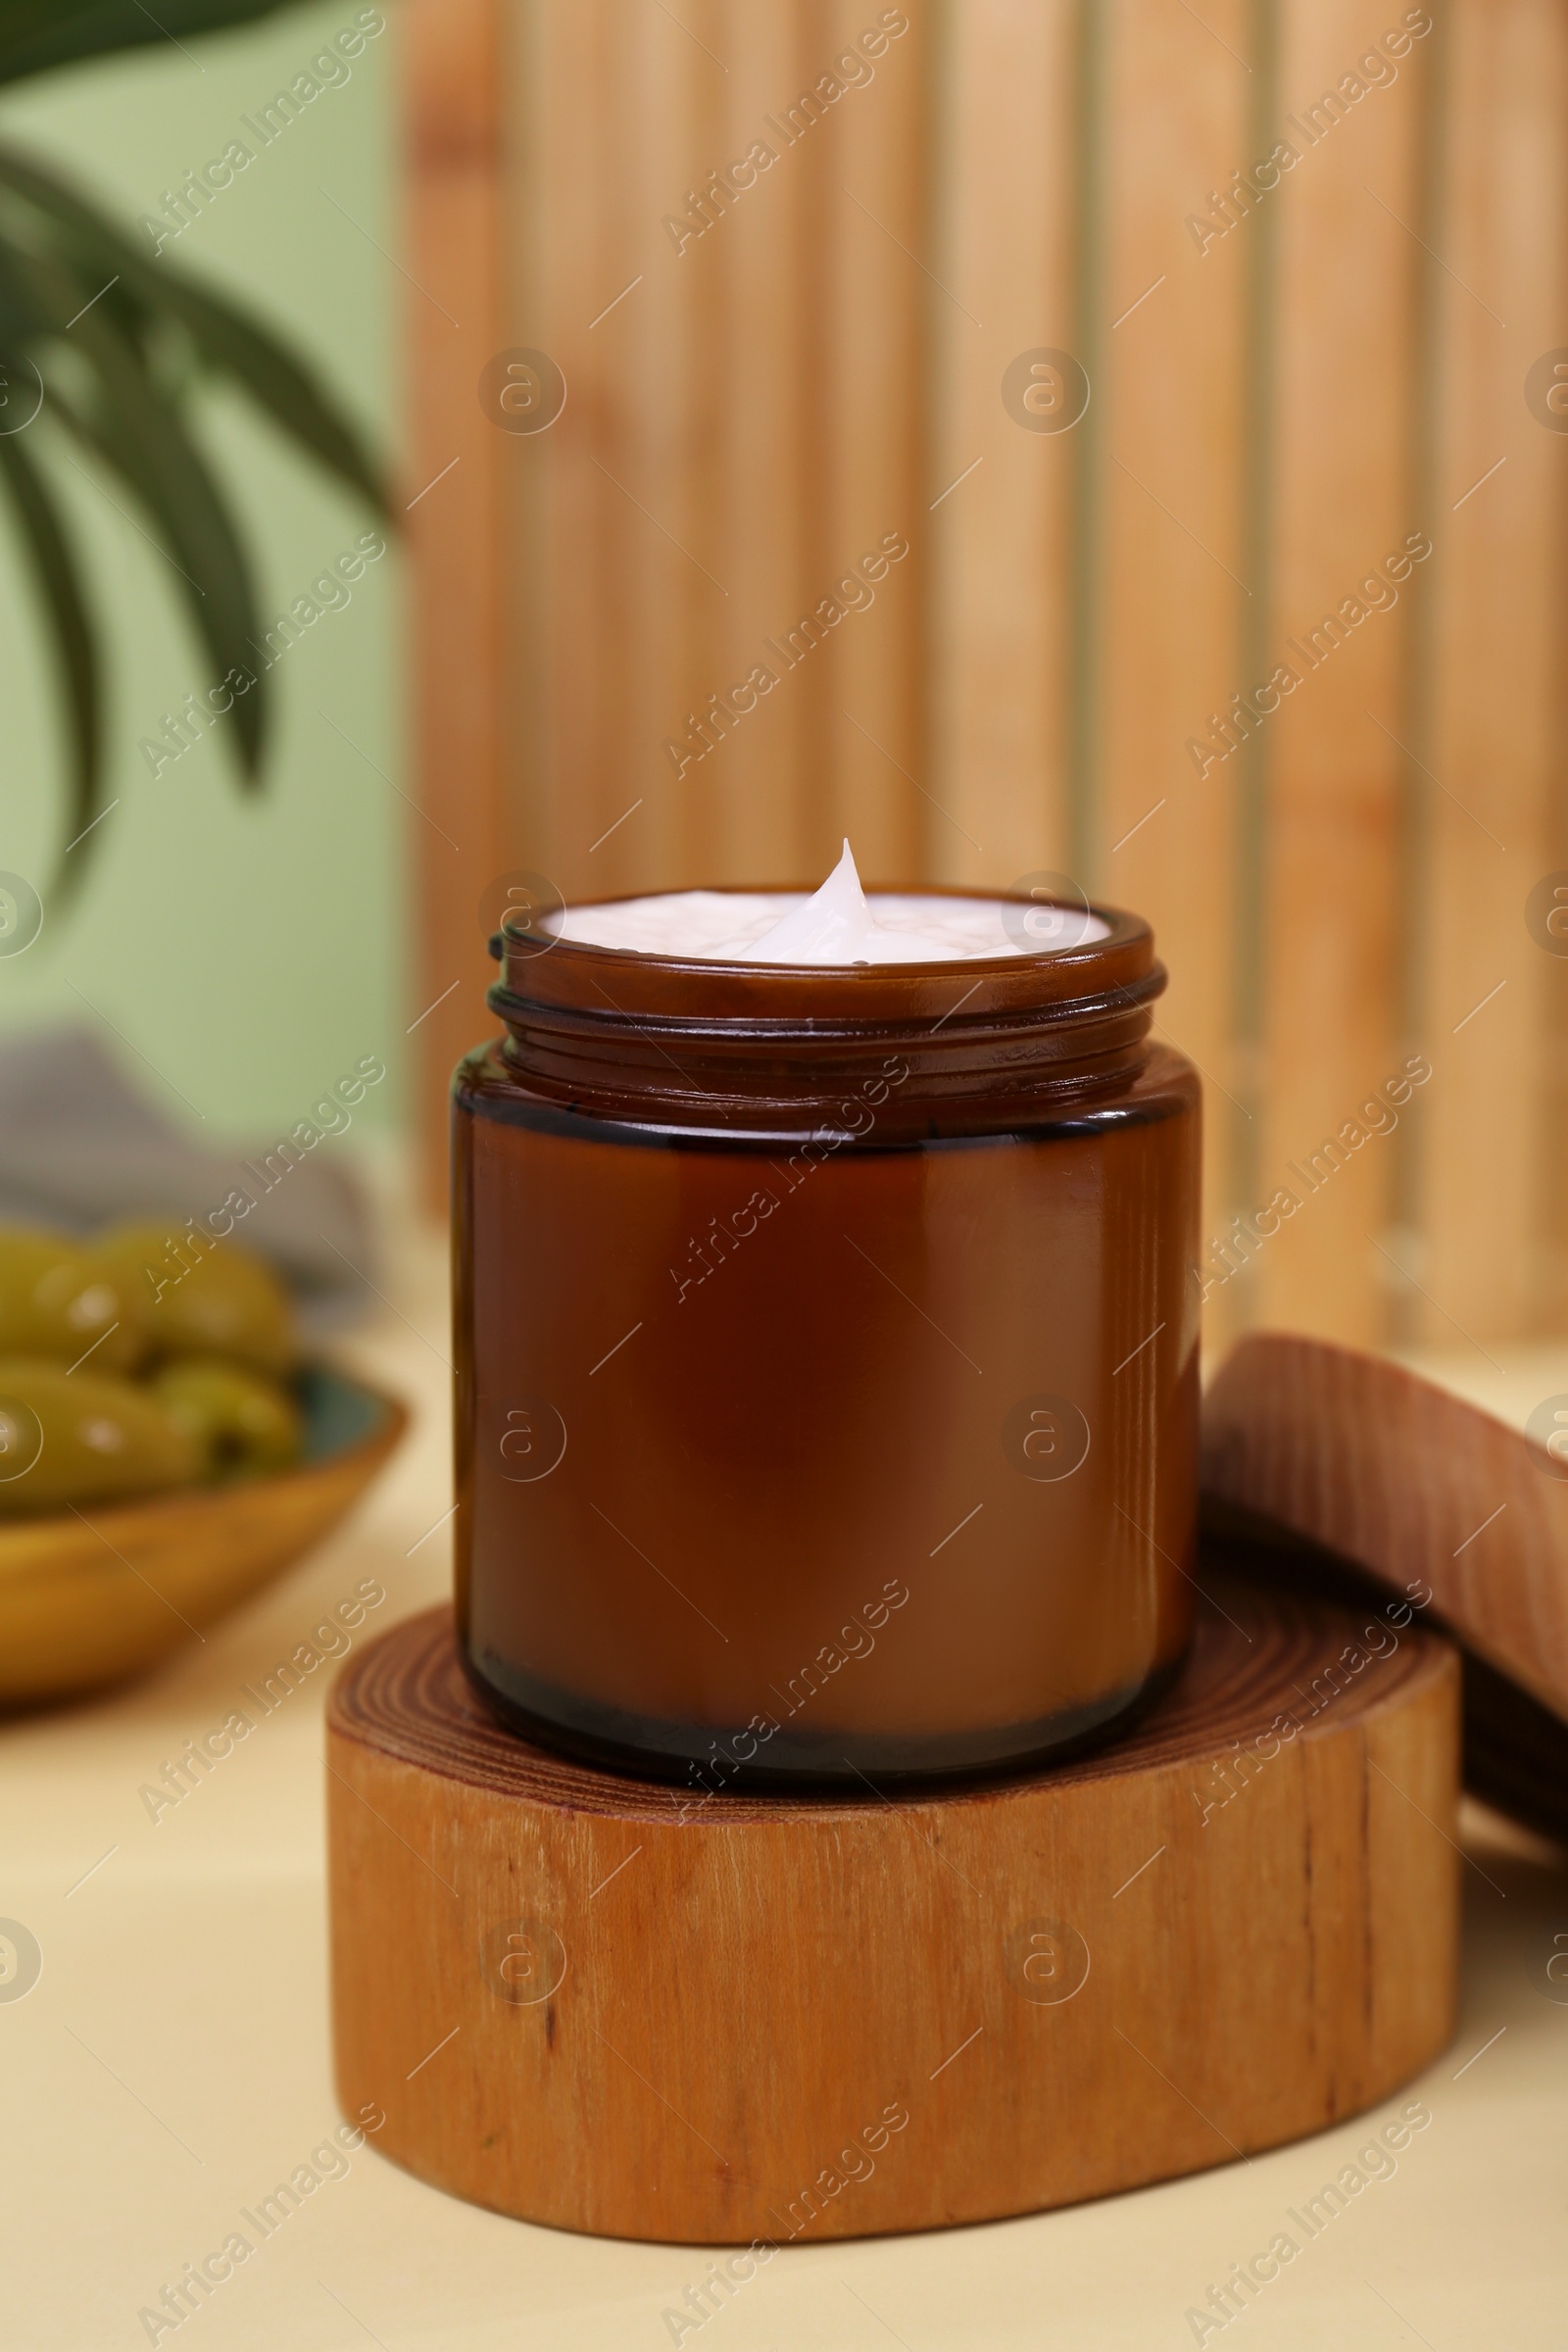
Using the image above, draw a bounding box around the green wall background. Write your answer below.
[0,0,403,1141]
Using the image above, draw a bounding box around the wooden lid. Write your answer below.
[1201,1332,1568,1839]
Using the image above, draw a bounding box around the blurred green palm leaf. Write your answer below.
[0,0,388,893]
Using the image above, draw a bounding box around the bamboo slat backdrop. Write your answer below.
[406,0,1568,1353]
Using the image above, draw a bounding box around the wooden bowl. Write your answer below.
[0,1366,408,1707]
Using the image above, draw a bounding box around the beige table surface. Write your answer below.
[4,1224,1566,2351]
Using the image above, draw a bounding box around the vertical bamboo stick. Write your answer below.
[1245,0,1424,1348]
[692,0,824,883]
[1522,18,1568,1334]
[407,0,510,1206]
[1096,0,1253,1342]
[824,0,928,881]
[1420,0,1565,1345]
[926,0,1079,889]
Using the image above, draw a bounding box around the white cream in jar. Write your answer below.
[547,842,1107,965]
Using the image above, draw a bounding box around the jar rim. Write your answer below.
[491,884,1154,1023]
[481,887,1167,1133]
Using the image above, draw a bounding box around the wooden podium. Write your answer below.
[326,1562,1458,2244]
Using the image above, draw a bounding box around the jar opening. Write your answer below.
[541,885,1113,964]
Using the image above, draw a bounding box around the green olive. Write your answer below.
[0,1229,144,1375]
[0,1357,199,1515]
[93,1224,296,1377]
[152,1358,303,1480]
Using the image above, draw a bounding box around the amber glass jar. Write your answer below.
[453,893,1200,1789]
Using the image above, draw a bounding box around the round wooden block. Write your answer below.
[326,1575,1459,2244]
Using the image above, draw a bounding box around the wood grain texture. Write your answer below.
[1201,1331,1568,1836]
[327,1578,1457,2244]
